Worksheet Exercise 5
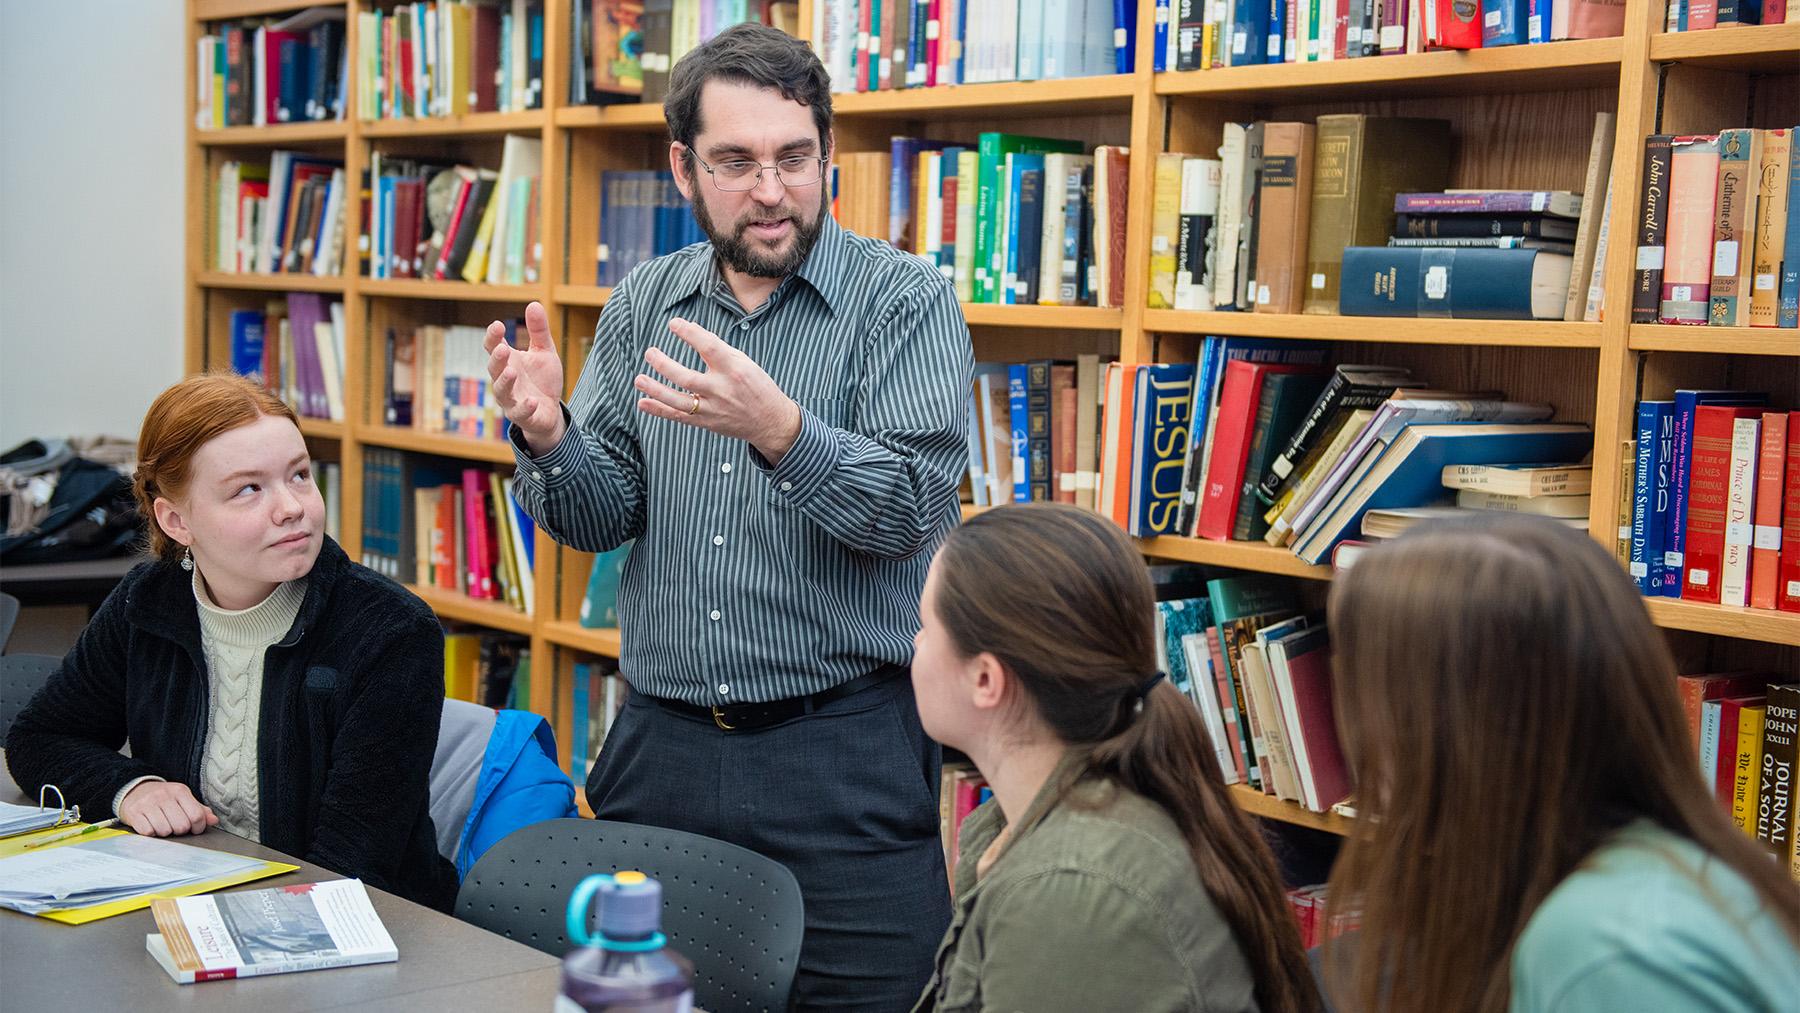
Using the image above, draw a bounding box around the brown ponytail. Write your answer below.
[935,504,1321,1013]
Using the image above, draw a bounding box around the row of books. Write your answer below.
[1666,0,1797,30]
[595,171,709,287]
[1285,884,1344,950]
[936,762,990,893]
[813,0,1137,94]
[354,1,546,121]
[1328,461,1592,570]
[1621,396,1799,612]
[838,134,1132,306]
[360,451,538,614]
[210,154,349,277]
[365,137,544,284]
[573,0,802,105]
[1148,113,1616,320]
[1683,674,1798,878]
[384,322,516,441]
[1634,129,1800,328]
[444,629,534,708]
[570,659,628,781]
[196,7,347,128]
[228,295,348,423]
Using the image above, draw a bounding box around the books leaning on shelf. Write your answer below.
[385,321,515,439]
[574,0,800,106]
[197,7,348,128]
[228,294,347,422]
[811,0,1137,97]
[1166,0,1625,70]
[1631,127,1799,328]
[365,136,543,283]
[360,451,536,614]
[1622,397,1798,612]
[1682,677,1800,878]
[356,1,546,120]
[211,153,348,277]
[147,880,397,984]
[936,763,990,893]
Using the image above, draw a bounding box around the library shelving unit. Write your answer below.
[185,0,1799,838]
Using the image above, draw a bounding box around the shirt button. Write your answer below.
[718,683,730,696]
[712,535,724,546]
[739,322,749,331]
[780,481,793,492]
[720,462,732,474]
[531,470,541,479]
[550,465,563,476]
[709,609,721,621]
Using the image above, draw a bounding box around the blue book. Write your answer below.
[1631,401,1674,596]
[1780,145,1800,329]
[579,540,633,629]
[1665,390,1768,597]
[1527,0,1555,42]
[1003,154,1046,304]
[1114,0,1137,73]
[229,310,265,379]
[1008,365,1030,503]
[569,662,590,781]
[597,173,618,285]
[508,489,536,571]
[1042,0,1085,78]
[1480,0,1529,46]
[1339,246,1571,319]
[1230,0,1269,66]
[1018,1,1045,80]
[1152,0,1171,72]
[1132,362,1198,536]
[1270,0,1288,62]
[1295,423,1594,564]
[962,394,989,508]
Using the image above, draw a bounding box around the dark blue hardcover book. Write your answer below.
[1230,0,1270,65]
[1008,365,1031,503]
[1715,0,1763,24]
[1114,0,1138,73]
[1338,246,1572,319]
[1631,401,1674,596]
[1270,0,1287,62]
[276,36,303,123]
[1480,0,1529,45]
[1012,161,1046,305]
[1527,0,1555,42]
[1133,362,1198,535]
[911,0,930,84]
[1153,0,1171,71]
[1027,360,1055,502]
[597,172,618,286]
[230,310,265,379]
[1665,390,1769,597]
[1781,148,1800,328]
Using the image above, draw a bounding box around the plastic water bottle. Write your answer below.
[557,871,696,1013]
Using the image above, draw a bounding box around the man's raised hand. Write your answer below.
[486,301,566,457]
[635,317,802,465]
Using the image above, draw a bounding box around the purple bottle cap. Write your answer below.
[598,871,663,942]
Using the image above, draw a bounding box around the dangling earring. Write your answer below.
[180,548,194,572]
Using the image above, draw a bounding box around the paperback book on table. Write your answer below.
[146,879,397,984]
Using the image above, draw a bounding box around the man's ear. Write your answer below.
[154,496,194,549]
[669,143,696,201]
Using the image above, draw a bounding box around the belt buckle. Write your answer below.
[710,705,735,731]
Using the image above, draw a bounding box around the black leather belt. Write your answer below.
[652,664,907,732]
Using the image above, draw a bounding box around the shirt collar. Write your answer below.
[656,211,846,319]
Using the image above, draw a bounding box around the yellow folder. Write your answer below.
[0,825,297,925]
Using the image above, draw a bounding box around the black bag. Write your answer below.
[0,456,143,565]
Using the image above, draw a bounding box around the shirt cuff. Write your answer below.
[112,775,167,817]
[510,405,584,491]
[754,406,839,506]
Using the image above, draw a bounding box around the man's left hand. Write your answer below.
[636,317,804,465]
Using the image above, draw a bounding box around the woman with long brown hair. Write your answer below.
[1324,514,1798,1012]
[909,503,1319,1012]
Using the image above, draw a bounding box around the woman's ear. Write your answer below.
[153,496,194,549]
[969,652,1008,713]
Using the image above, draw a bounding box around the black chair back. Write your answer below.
[0,591,19,652]
[0,653,59,741]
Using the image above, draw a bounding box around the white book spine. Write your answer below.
[1719,416,1761,607]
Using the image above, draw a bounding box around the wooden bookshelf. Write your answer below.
[185,1,1800,814]
[1228,785,1353,835]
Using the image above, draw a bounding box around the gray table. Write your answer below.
[0,776,565,1010]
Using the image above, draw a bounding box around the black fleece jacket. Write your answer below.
[5,536,458,911]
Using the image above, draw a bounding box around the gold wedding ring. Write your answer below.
[688,393,701,415]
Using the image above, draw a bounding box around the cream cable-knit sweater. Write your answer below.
[110,574,305,840]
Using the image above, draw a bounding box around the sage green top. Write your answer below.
[912,750,1259,1013]
[1509,819,1800,1013]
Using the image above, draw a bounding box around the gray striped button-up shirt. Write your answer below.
[512,215,974,705]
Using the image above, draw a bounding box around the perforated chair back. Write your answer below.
[0,592,19,652]
[455,818,804,1013]
[0,653,59,741]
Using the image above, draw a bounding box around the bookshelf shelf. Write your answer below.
[1628,325,1800,357]
[407,584,535,635]
[359,426,517,465]
[552,285,613,307]
[359,110,548,139]
[1138,536,1334,581]
[297,418,346,440]
[542,620,624,657]
[197,121,349,146]
[1643,600,1800,647]
[1228,785,1351,834]
[833,74,1138,119]
[360,278,547,303]
[1142,310,1604,348]
[960,504,987,521]
[1647,23,1800,73]
[555,103,668,131]
[1154,37,1623,101]
[194,0,344,20]
[960,303,1125,330]
[194,271,347,293]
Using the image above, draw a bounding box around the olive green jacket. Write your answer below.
[912,750,1260,1013]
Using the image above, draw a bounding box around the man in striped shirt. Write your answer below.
[485,23,971,1011]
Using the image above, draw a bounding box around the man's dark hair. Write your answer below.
[663,23,834,171]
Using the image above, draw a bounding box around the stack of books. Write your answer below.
[196,7,348,128]
[210,153,349,278]
[360,452,537,615]
[228,294,348,424]
[1679,676,1799,879]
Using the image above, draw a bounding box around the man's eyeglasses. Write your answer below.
[690,152,828,192]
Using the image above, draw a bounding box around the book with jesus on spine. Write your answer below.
[146,879,396,983]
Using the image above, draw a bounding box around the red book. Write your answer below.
[1278,630,1350,812]
[1426,0,1481,50]
[1334,0,1352,60]
[472,5,501,113]
[1750,412,1788,610]
[1109,366,1142,526]
[1781,412,1800,613]
[856,0,872,93]
[1686,0,1718,30]
[391,181,418,278]
[1676,672,1773,754]
[1682,405,1764,603]
[462,469,493,599]
[924,0,941,88]
[1053,367,1078,504]
[1196,360,1318,541]
[1768,0,1790,21]
[1715,696,1758,802]
[262,30,302,124]
[432,485,458,589]
[434,175,475,279]
[1206,627,1248,784]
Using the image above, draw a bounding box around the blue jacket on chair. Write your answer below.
[435,706,578,879]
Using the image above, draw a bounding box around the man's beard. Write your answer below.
[692,186,829,279]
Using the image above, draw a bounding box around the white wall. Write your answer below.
[0,2,186,447]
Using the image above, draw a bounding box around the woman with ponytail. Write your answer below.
[908,503,1318,1012]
